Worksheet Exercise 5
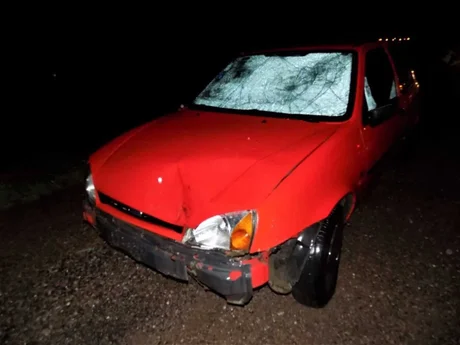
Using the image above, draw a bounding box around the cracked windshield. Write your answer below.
[194,52,354,117]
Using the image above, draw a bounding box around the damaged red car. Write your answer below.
[83,40,420,307]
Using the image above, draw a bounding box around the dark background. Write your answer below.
[3,13,456,172]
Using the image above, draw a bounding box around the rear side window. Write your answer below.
[364,47,397,111]
[388,44,416,88]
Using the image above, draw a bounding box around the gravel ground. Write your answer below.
[1,120,459,344]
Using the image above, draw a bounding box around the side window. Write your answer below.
[388,45,416,90]
[364,48,397,111]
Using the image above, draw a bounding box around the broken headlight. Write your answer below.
[182,210,257,252]
[85,173,96,203]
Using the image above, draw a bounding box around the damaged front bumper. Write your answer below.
[83,201,267,305]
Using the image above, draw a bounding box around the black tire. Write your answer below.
[292,205,345,308]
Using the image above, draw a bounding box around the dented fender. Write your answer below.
[251,123,363,253]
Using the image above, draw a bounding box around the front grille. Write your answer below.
[98,192,184,234]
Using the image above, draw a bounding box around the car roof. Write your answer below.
[240,36,413,55]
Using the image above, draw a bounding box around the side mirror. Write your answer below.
[363,103,395,127]
[364,109,382,127]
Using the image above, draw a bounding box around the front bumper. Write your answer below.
[83,201,267,305]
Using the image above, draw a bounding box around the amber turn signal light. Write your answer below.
[230,212,255,251]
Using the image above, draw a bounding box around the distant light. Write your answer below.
[407,37,411,40]
[399,38,402,41]
[392,37,396,41]
[385,38,389,41]
[378,38,383,41]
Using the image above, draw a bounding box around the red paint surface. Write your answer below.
[245,255,269,288]
[228,270,242,281]
[93,112,338,228]
[89,42,419,259]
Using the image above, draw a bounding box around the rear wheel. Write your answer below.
[292,205,344,308]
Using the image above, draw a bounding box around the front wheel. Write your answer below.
[292,205,344,308]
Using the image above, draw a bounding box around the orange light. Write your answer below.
[230,212,255,251]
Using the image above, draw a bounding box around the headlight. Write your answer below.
[182,210,257,252]
[85,173,96,202]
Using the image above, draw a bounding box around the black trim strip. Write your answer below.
[98,192,184,234]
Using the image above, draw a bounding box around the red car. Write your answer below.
[83,39,420,307]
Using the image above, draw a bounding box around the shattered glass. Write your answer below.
[193,52,354,117]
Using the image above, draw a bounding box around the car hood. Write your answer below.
[92,110,338,227]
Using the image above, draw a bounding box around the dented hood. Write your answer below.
[93,110,338,227]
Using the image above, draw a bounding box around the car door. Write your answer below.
[360,46,407,173]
